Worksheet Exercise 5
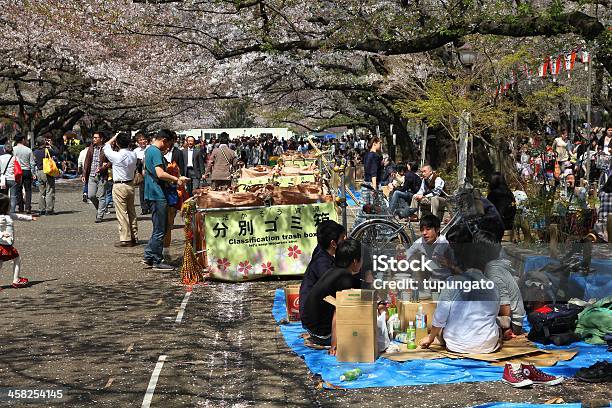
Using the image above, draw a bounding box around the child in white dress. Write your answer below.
[0,193,34,288]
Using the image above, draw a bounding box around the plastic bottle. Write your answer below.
[340,368,363,381]
[407,321,417,349]
[415,305,428,342]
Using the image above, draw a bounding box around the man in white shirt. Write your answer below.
[405,214,455,284]
[78,144,90,203]
[133,132,150,214]
[410,165,447,219]
[103,132,138,247]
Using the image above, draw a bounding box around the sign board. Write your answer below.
[205,202,337,281]
[237,175,316,189]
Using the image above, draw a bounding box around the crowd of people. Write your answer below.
[75,129,323,270]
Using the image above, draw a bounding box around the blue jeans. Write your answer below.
[389,190,413,213]
[87,175,110,220]
[7,180,19,213]
[106,181,114,205]
[144,199,168,264]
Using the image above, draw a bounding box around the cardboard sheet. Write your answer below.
[382,344,447,362]
[491,349,578,367]
[439,337,549,362]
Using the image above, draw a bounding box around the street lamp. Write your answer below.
[458,44,477,69]
[457,43,478,186]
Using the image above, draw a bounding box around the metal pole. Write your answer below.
[457,111,470,187]
[340,166,348,230]
[587,56,592,126]
[420,122,428,168]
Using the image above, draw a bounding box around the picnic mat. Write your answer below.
[472,403,585,408]
[523,255,612,300]
[273,289,609,389]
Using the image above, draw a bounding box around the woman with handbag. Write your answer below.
[33,137,59,215]
[206,132,238,190]
[0,144,21,213]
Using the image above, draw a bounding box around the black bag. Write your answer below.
[527,303,583,345]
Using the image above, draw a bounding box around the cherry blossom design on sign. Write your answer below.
[260,262,275,276]
[287,245,302,259]
[238,261,252,279]
[217,258,231,271]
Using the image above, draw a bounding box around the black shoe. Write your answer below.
[82,193,88,203]
[114,241,136,248]
[575,361,612,383]
[141,259,154,269]
[39,210,46,216]
[46,211,54,216]
[152,262,175,271]
[95,218,103,223]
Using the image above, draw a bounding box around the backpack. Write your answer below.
[527,303,584,345]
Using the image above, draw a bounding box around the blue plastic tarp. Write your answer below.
[273,289,608,389]
[472,403,585,408]
[523,255,612,300]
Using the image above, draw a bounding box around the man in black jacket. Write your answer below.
[181,136,205,195]
[388,162,421,214]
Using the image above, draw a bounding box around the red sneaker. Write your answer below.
[502,363,533,388]
[521,364,564,385]
[11,278,29,288]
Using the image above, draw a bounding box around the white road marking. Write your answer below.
[141,355,167,408]
[104,378,114,389]
[175,291,191,323]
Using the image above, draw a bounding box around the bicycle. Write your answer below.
[349,184,416,253]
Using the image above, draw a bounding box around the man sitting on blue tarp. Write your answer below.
[405,214,455,289]
[299,220,346,319]
[300,239,363,352]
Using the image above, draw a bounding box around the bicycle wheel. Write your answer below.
[349,219,413,251]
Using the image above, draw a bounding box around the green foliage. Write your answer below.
[215,100,256,128]
[67,142,87,158]
[548,0,565,18]
[394,78,511,142]
[517,2,532,16]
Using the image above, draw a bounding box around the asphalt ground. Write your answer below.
[0,183,609,407]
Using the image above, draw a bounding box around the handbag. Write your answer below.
[527,303,583,345]
[13,157,22,184]
[0,156,9,194]
[164,185,179,206]
[133,171,144,186]
[43,148,60,177]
